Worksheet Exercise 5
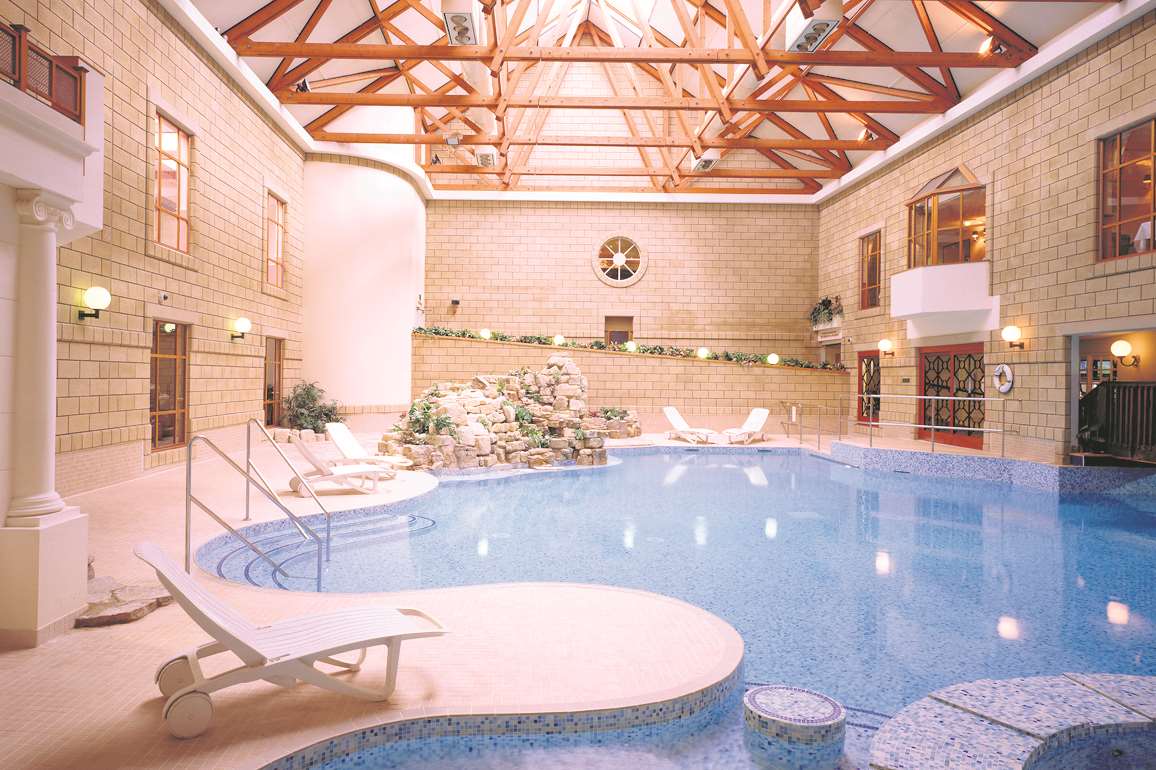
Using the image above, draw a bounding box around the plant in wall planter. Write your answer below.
[809,296,844,330]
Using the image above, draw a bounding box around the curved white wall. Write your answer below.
[302,160,425,408]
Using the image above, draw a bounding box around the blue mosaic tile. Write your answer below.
[1065,673,1156,719]
[930,676,1151,740]
[870,697,1039,770]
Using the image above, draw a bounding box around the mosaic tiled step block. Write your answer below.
[931,676,1150,740]
[743,685,845,770]
[1065,673,1156,720]
[870,675,1156,770]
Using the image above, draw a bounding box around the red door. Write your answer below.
[917,343,985,449]
[858,352,881,423]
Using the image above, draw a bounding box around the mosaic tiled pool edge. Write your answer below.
[261,659,743,770]
[870,673,1156,770]
[827,442,1156,494]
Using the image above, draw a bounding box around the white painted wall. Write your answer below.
[302,160,426,407]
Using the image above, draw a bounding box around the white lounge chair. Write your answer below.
[134,542,447,738]
[288,434,392,496]
[662,406,715,444]
[724,408,770,444]
[326,422,414,470]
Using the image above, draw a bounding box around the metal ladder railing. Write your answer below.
[242,418,331,557]
[855,393,1009,457]
[184,420,336,587]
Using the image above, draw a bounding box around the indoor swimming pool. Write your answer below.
[203,448,1156,721]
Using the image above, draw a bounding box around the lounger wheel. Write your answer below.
[156,657,195,697]
[165,691,213,739]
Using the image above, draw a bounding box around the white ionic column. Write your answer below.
[4,191,71,523]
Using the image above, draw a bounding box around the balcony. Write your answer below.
[1,23,86,123]
[890,261,1000,340]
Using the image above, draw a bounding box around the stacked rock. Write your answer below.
[380,354,641,471]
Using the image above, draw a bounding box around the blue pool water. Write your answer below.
[205,449,1156,767]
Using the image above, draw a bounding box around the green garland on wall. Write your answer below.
[412,327,847,371]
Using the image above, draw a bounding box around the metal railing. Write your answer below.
[243,418,331,558]
[1,23,86,122]
[781,400,845,450]
[855,393,1009,457]
[184,435,326,585]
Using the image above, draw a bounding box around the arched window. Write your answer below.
[906,167,986,269]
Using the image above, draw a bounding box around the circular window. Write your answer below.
[593,236,646,287]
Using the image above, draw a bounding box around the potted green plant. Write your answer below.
[284,381,341,433]
[809,296,844,330]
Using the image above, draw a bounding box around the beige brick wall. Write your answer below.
[425,200,821,357]
[816,11,1156,464]
[3,0,306,493]
[412,335,848,417]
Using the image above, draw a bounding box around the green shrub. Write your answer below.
[284,382,341,433]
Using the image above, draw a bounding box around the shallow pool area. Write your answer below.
[202,448,1156,721]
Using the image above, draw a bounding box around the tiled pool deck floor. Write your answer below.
[0,423,742,770]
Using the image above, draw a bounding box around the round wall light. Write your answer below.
[766,353,780,365]
[624,340,638,353]
[878,338,895,357]
[479,328,492,340]
[1001,325,1024,350]
[78,286,112,320]
[552,334,565,346]
[1111,339,1140,367]
[696,347,710,359]
[231,316,252,341]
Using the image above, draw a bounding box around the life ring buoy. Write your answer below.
[992,364,1014,394]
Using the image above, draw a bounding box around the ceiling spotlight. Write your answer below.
[446,133,461,147]
[979,36,1007,56]
[857,127,877,143]
[295,79,311,93]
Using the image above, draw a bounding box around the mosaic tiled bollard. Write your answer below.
[743,685,845,769]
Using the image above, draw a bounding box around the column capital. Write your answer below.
[15,190,75,231]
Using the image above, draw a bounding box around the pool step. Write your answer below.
[869,674,1156,770]
[207,511,435,588]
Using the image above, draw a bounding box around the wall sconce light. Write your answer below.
[1111,339,1140,367]
[552,334,565,345]
[766,353,780,365]
[479,328,492,339]
[696,346,711,359]
[78,286,111,320]
[231,317,252,341]
[878,338,895,357]
[1001,325,1024,350]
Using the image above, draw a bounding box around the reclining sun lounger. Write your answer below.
[326,422,414,470]
[724,408,770,444]
[135,542,447,738]
[288,434,392,495]
[662,406,715,444]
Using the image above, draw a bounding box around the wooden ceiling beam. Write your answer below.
[935,0,1037,57]
[224,0,310,43]
[423,164,844,178]
[311,131,895,150]
[237,40,1021,68]
[281,92,949,113]
[266,0,333,89]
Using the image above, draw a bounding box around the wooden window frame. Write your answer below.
[263,337,285,427]
[905,168,986,270]
[859,230,882,310]
[150,320,190,451]
[1099,117,1155,262]
[154,114,191,253]
[264,190,287,289]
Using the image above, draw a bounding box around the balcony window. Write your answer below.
[906,168,986,269]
